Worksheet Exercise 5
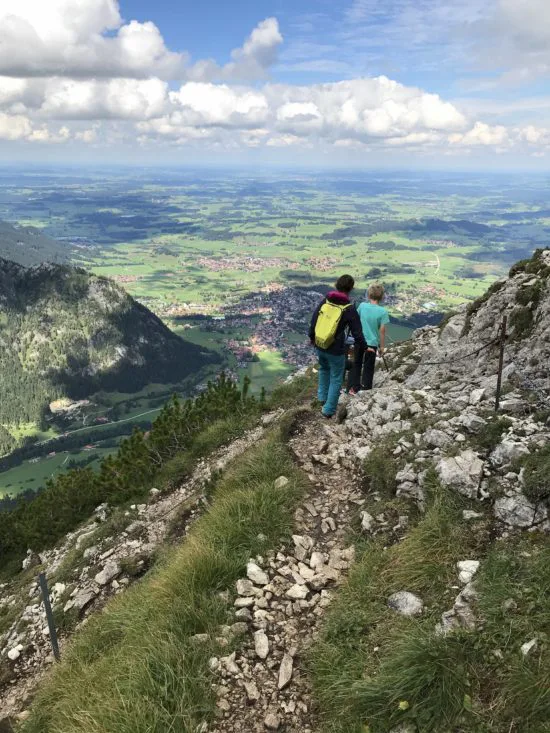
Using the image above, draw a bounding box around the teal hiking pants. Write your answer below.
[316,348,346,417]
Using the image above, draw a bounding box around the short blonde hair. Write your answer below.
[368,283,385,302]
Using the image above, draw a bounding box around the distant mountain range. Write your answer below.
[0,258,220,453]
[0,219,73,266]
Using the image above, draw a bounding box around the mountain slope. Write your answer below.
[0,258,220,440]
[0,220,72,267]
[1,250,549,732]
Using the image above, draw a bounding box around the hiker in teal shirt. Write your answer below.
[350,283,390,393]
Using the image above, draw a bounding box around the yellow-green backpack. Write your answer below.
[314,300,351,349]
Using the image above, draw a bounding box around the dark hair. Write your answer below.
[336,274,355,293]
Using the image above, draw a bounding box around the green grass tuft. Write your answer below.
[362,443,400,496]
[522,445,550,506]
[509,305,534,339]
[472,416,513,452]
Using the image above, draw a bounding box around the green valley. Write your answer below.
[1,167,550,499]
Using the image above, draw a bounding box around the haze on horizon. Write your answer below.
[1,0,549,170]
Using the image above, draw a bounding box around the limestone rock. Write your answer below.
[521,638,538,657]
[274,476,289,490]
[456,413,487,434]
[72,587,98,611]
[463,510,484,521]
[360,511,375,532]
[437,450,484,499]
[286,583,308,600]
[457,560,480,584]
[94,561,121,586]
[278,653,294,689]
[246,562,268,586]
[387,591,423,616]
[244,680,260,702]
[491,441,530,467]
[264,711,281,729]
[254,630,270,660]
[494,495,547,528]
[424,428,451,448]
[469,388,486,405]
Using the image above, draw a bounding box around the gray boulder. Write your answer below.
[491,441,530,467]
[424,429,452,449]
[387,591,423,616]
[72,587,98,612]
[436,450,484,499]
[494,494,547,528]
[94,561,121,586]
[455,413,487,434]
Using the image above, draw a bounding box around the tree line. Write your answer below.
[0,375,257,572]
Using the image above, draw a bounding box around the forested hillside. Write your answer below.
[0,258,220,453]
[0,220,73,267]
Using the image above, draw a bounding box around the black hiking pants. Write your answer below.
[351,344,377,391]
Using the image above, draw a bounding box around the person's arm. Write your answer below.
[378,311,390,354]
[379,325,386,354]
[348,307,366,348]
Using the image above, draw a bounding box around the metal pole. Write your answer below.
[38,572,61,662]
[494,315,507,413]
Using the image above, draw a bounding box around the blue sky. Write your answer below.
[0,0,549,167]
[120,0,483,92]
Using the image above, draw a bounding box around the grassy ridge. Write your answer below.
[309,473,550,733]
[21,432,306,733]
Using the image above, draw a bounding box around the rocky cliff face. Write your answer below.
[338,248,550,531]
[393,247,550,396]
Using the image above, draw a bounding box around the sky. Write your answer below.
[1,0,550,168]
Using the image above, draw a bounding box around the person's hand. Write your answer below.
[378,346,384,355]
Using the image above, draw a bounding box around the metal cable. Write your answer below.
[394,336,500,367]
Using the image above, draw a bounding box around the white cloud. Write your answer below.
[266,134,305,147]
[516,125,550,147]
[0,0,184,80]
[469,0,550,84]
[134,77,469,147]
[187,18,283,82]
[0,5,282,85]
[40,78,168,120]
[75,128,98,143]
[169,83,269,127]
[276,102,323,132]
[267,78,468,140]
[494,0,550,48]
[449,121,509,147]
[224,17,283,80]
[0,112,32,140]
